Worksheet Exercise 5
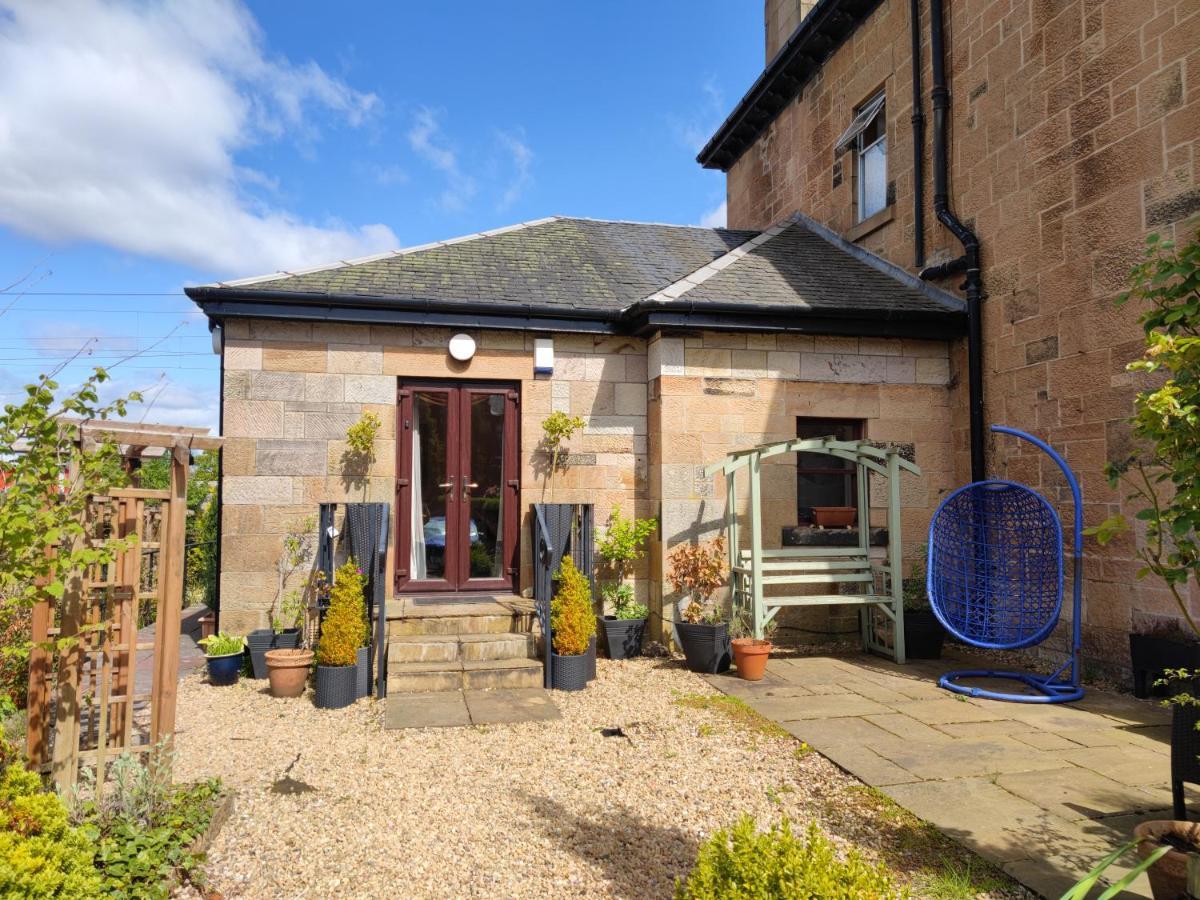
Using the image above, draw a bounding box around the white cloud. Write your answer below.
[670,77,726,154]
[496,129,533,211]
[408,107,477,212]
[699,200,727,229]
[0,0,398,277]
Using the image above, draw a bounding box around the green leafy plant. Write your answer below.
[539,410,585,496]
[550,556,595,656]
[668,536,729,625]
[1086,232,1200,637]
[197,632,243,658]
[271,516,315,634]
[1060,837,1172,900]
[674,816,907,899]
[901,548,931,613]
[344,412,382,500]
[729,605,778,641]
[602,583,649,620]
[317,559,368,667]
[0,736,101,898]
[597,505,656,619]
[0,369,141,608]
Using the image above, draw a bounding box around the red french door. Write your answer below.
[396,382,519,593]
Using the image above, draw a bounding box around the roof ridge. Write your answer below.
[633,212,799,305]
[556,214,755,232]
[209,216,563,288]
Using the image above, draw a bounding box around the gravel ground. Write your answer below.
[173,658,1029,899]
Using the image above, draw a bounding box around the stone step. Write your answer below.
[382,595,537,637]
[387,633,536,667]
[387,658,544,693]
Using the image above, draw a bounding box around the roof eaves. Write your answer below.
[696,0,884,172]
[208,215,562,289]
[789,211,966,313]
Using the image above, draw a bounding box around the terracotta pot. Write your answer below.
[732,638,772,681]
[265,648,313,699]
[812,506,857,528]
[1134,819,1200,900]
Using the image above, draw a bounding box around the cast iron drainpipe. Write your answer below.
[909,0,925,268]
[922,0,986,482]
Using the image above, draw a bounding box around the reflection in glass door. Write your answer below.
[397,383,518,593]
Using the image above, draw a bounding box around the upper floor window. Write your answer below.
[835,91,887,222]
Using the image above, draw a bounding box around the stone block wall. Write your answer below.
[727,0,1200,674]
[646,331,955,643]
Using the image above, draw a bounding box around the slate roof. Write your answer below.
[187,213,966,337]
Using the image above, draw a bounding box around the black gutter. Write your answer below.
[923,0,986,481]
[909,0,925,267]
[697,0,884,171]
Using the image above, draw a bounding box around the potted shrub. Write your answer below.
[1130,621,1200,699]
[198,633,244,687]
[550,557,595,691]
[1065,825,1195,900]
[249,517,315,678]
[902,555,945,660]
[668,536,732,674]
[596,505,656,660]
[314,559,368,709]
[264,646,313,699]
[729,607,776,681]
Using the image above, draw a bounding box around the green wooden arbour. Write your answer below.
[704,438,921,664]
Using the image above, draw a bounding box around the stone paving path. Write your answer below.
[384,687,561,729]
[705,650,1181,899]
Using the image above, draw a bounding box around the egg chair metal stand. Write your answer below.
[927,425,1084,704]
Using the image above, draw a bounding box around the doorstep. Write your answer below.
[383,688,560,730]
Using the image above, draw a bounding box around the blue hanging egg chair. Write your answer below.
[926,425,1084,703]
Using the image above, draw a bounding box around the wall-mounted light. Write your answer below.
[534,337,553,375]
[210,322,223,355]
[448,333,476,361]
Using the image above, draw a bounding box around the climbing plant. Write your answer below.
[539,410,585,497]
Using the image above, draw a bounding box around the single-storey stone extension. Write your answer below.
[187,213,964,644]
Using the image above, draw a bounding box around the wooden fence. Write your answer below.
[25,424,221,791]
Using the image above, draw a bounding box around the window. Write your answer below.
[834,91,887,222]
[795,418,865,525]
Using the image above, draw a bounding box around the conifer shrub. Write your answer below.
[550,556,595,656]
[674,816,906,900]
[316,559,368,667]
[0,737,101,898]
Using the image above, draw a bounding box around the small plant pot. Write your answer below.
[675,621,731,674]
[731,638,772,681]
[1133,820,1200,900]
[205,652,242,687]
[601,616,646,660]
[586,636,597,681]
[265,648,313,698]
[314,664,357,709]
[812,506,857,528]
[1130,632,1200,699]
[246,628,275,679]
[356,645,371,698]
[551,651,589,691]
[903,609,946,660]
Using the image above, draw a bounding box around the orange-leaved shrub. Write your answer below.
[667,536,729,624]
[316,559,367,667]
[550,556,595,656]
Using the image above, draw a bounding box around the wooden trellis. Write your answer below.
[25,422,222,791]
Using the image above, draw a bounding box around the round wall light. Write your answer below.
[448,333,476,362]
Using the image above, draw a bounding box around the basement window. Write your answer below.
[795,417,865,524]
[835,91,888,222]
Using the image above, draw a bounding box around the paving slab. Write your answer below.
[781,720,920,786]
[900,697,1011,725]
[384,691,471,729]
[871,735,1066,780]
[996,767,1173,822]
[1061,744,1171,786]
[863,712,955,743]
[464,688,561,725]
[745,692,891,721]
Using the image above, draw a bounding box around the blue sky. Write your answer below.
[0,1,760,429]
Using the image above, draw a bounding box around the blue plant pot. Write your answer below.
[206,652,242,686]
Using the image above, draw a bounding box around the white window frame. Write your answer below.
[835,91,888,223]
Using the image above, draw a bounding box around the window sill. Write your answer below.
[845,205,894,243]
[781,526,888,548]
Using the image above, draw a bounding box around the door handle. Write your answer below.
[438,477,455,490]
[462,479,479,501]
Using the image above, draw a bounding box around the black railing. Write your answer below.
[531,503,594,688]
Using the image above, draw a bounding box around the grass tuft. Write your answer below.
[674,693,793,740]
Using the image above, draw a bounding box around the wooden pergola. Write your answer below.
[704,437,921,663]
[26,420,222,790]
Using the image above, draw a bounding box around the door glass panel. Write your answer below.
[467,393,505,580]
[411,391,449,580]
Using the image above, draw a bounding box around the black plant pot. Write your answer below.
[1171,701,1200,819]
[356,646,371,699]
[1130,633,1200,699]
[246,629,275,679]
[276,628,301,650]
[315,664,357,710]
[904,609,946,660]
[602,616,646,660]
[676,622,731,674]
[586,636,597,681]
[551,651,589,691]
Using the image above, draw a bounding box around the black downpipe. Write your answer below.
[909,0,925,268]
[927,0,986,481]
